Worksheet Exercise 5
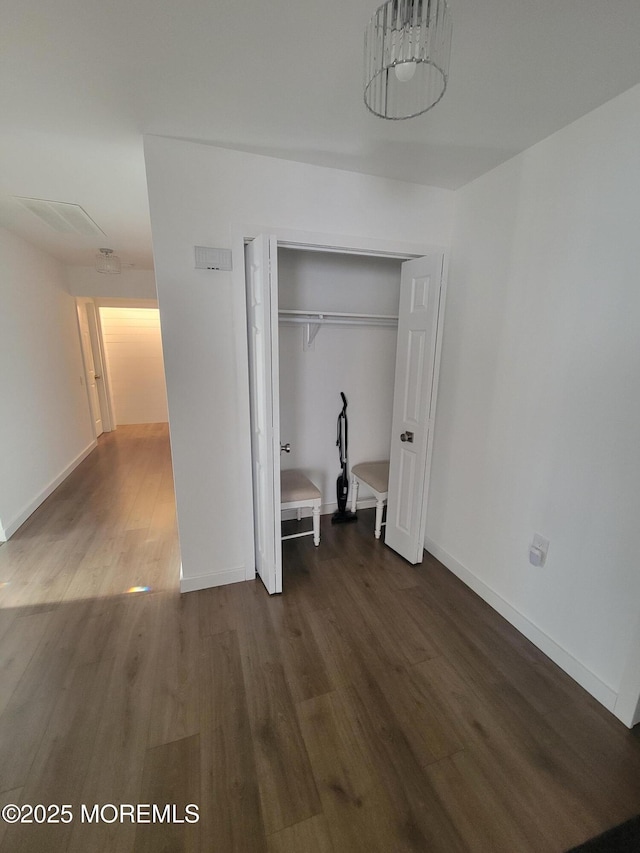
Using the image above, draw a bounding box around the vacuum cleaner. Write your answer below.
[332,392,358,524]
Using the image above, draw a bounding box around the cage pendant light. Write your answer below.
[364,0,452,120]
[95,247,121,274]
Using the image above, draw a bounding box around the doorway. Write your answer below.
[77,299,111,437]
[242,231,446,595]
[98,306,168,426]
[77,298,169,432]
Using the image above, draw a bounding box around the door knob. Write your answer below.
[280,443,291,453]
[94,375,101,380]
[400,431,414,443]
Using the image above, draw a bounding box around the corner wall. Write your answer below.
[0,228,96,539]
[144,138,454,590]
[427,83,640,719]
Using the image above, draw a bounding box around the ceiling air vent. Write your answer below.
[14,197,106,237]
[194,246,232,271]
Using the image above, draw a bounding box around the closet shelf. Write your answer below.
[278,310,398,351]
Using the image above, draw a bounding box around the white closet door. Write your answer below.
[245,234,282,594]
[385,254,444,564]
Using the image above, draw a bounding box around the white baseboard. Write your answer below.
[424,537,618,714]
[179,564,247,593]
[1,440,98,541]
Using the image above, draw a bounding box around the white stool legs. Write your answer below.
[349,461,389,539]
[350,476,359,514]
[281,470,322,547]
[374,499,384,539]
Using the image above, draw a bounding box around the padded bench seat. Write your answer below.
[350,460,389,539]
[281,469,321,546]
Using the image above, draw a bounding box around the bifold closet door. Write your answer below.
[385,254,444,564]
[245,234,282,594]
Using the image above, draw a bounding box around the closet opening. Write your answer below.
[244,233,445,595]
[278,247,401,543]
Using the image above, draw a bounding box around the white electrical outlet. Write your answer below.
[530,533,549,567]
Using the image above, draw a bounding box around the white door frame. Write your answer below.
[232,225,448,582]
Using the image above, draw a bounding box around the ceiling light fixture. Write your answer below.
[95,248,121,275]
[364,0,452,120]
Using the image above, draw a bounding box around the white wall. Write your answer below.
[427,83,640,719]
[99,307,168,425]
[278,248,402,315]
[278,249,401,511]
[144,137,454,590]
[65,266,158,300]
[0,228,95,540]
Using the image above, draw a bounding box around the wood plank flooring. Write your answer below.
[1,423,639,852]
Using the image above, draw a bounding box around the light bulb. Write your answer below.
[394,61,416,82]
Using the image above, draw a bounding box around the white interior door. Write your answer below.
[385,254,444,564]
[77,303,104,437]
[245,234,282,594]
[86,302,111,431]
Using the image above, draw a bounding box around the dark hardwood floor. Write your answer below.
[1,424,639,852]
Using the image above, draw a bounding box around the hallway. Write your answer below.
[1,425,640,852]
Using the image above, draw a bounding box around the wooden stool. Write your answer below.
[281,470,321,546]
[350,461,389,539]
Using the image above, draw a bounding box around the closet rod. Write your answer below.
[278,310,398,351]
[278,309,398,327]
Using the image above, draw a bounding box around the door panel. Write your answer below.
[245,234,282,594]
[385,255,443,564]
[403,329,426,423]
[395,447,416,535]
[77,303,103,437]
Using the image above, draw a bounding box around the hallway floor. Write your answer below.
[0,424,639,852]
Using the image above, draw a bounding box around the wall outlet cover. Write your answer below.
[531,533,550,566]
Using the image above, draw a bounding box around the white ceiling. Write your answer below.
[2,0,640,269]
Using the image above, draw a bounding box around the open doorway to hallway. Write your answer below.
[98,305,168,429]
[72,297,179,594]
[77,299,168,436]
